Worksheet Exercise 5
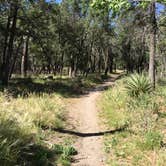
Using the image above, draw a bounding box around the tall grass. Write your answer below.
[0,73,111,165]
[0,91,71,165]
[100,74,166,166]
[100,80,129,129]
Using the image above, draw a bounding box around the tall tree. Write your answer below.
[148,1,157,88]
[1,0,19,85]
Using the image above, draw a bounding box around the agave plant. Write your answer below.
[125,74,152,97]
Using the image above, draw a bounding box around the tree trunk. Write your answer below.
[104,48,109,76]
[69,59,75,77]
[104,67,109,76]
[0,12,11,83]
[9,37,23,79]
[1,3,18,85]
[21,36,29,77]
[60,52,64,77]
[148,1,156,89]
[108,48,113,73]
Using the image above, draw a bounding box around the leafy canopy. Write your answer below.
[91,0,166,13]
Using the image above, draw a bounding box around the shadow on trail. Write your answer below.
[42,126,126,137]
[84,74,124,94]
[0,77,84,98]
[0,73,124,98]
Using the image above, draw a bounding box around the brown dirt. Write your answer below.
[66,75,120,166]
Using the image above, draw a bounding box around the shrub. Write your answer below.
[125,73,152,97]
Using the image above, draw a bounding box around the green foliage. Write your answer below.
[100,79,129,128]
[91,0,151,15]
[53,144,77,156]
[54,144,77,166]
[0,91,67,165]
[125,74,152,97]
[0,138,19,165]
[100,76,166,165]
[91,0,130,13]
[7,74,106,98]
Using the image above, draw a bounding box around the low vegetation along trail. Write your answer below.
[66,75,120,166]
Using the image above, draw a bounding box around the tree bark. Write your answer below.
[1,2,18,85]
[148,1,156,89]
[108,48,113,73]
[0,11,11,83]
[9,37,23,79]
[21,36,29,77]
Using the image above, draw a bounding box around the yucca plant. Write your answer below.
[125,74,152,97]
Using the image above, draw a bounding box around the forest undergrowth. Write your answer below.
[0,73,108,166]
[100,75,166,166]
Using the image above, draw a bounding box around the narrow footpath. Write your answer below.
[67,75,120,166]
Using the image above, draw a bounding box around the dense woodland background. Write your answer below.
[0,0,165,86]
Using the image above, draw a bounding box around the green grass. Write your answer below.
[0,91,76,165]
[100,75,166,166]
[0,73,109,98]
[100,79,129,129]
[0,85,75,165]
[0,73,111,165]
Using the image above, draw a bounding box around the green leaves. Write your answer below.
[138,1,149,9]
[91,0,131,14]
[91,0,162,14]
[109,0,130,11]
[125,73,153,97]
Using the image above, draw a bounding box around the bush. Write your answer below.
[125,73,152,97]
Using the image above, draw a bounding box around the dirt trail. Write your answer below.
[67,75,120,166]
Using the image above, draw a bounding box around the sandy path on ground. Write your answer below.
[67,75,119,166]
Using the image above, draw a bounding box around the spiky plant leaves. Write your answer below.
[125,74,153,97]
